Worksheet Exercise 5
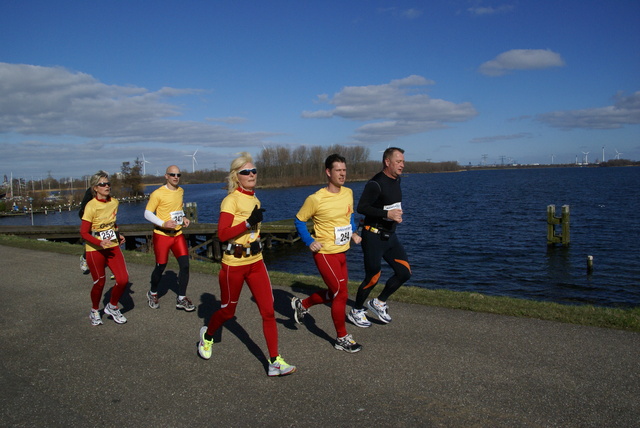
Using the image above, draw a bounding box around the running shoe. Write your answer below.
[366,298,391,323]
[89,309,103,326]
[347,308,371,328]
[334,334,363,353]
[176,296,195,312]
[290,297,308,324]
[147,291,159,309]
[104,304,127,324]
[198,326,213,360]
[80,255,90,275]
[268,355,296,376]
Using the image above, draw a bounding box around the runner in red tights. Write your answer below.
[197,152,296,377]
[80,170,129,326]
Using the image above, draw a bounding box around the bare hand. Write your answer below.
[309,241,323,253]
[387,209,403,223]
[183,218,190,228]
[99,239,112,249]
[351,233,362,245]
[163,220,178,229]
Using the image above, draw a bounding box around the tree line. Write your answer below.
[151,144,461,188]
[1,144,463,211]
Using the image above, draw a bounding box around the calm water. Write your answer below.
[3,167,639,308]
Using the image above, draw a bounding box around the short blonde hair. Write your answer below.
[226,152,253,194]
[89,170,109,196]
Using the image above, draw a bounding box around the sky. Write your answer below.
[1,0,639,180]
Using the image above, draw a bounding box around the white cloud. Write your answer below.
[537,91,640,130]
[401,8,423,19]
[479,49,565,76]
[377,7,423,20]
[468,4,514,16]
[470,133,533,144]
[0,62,276,146]
[302,75,477,144]
[205,116,248,125]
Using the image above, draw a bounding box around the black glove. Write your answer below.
[246,205,265,226]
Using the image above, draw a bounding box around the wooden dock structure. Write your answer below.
[0,220,306,262]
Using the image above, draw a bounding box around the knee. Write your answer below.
[153,263,167,274]
[259,306,275,321]
[398,266,411,283]
[177,255,189,270]
[116,274,129,287]
[92,279,106,291]
[217,305,237,322]
[362,271,381,288]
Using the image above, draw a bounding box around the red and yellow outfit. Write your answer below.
[295,187,356,338]
[204,188,279,358]
[80,197,129,310]
[146,185,188,264]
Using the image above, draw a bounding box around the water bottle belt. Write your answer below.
[225,241,263,257]
[364,225,381,234]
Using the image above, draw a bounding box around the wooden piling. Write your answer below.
[547,204,570,246]
[185,202,198,224]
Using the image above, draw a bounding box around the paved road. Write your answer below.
[1,245,639,427]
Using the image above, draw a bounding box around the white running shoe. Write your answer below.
[147,291,159,309]
[366,298,391,323]
[80,255,90,275]
[291,297,308,324]
[89,309,103,326]
[176,296,196,312]
[198,326,213,360]
[334,334,363,353]
[268,355,296,376]
[348,308,372,328]
[104,304,127,324]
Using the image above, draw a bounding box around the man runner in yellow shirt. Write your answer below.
[291,154,363,353]
[144,165,195,311]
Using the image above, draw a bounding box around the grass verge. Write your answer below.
[1,234,638,332]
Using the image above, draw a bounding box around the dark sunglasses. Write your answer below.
[97,182,111,187]
[238,168,257,176]
[167,173,182,177]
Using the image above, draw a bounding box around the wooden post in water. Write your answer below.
[184,202,199,258]
[185,202,198,224]
[547,204,570,246]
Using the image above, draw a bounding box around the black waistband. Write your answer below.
[155,226,178,235]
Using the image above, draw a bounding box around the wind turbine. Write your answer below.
[551,154,555,165]
[141,153,151,176]
[582,151,590,165]
[602,146,605,163]
[615,149,623,160]
[185,149,198,173]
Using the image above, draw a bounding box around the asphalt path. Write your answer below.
[1,245,639,427]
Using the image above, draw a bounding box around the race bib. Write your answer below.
[384,202,402,211]
[170,210,185,225]
[98,229,117,241]
[334,225,352,246]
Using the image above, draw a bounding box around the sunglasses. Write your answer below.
[97,182,111,187]
[238,168,257,176]
[167,173,182,177]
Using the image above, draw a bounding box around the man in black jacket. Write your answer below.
[348,147,411,328]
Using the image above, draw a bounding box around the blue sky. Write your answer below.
[1,0,639,179]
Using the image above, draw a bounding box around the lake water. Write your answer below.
[3,167,639,308]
